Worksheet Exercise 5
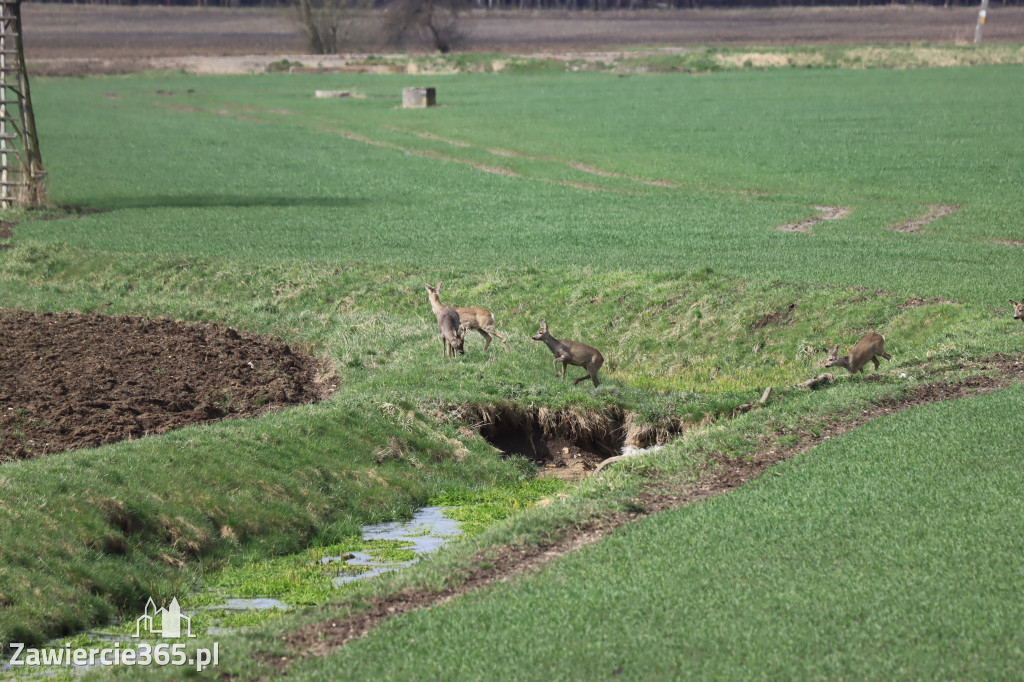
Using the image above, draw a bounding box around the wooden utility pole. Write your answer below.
[0,0,44,208]
[974,0,990,45]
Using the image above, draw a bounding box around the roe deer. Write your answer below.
[424,282,508,352]
[1011,299,1024,322]
[424,283,464,358]
[825,332,891,374]
[532,320,604,387]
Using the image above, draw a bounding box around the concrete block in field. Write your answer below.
[402,87,436,109]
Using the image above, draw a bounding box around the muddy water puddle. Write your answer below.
[0,507,464,677]
[326,506,462,585]
[199,506,462,628]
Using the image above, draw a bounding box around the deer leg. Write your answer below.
[477,329,492,352]
[881,352,892,361]
[560,360,568,379]
[487,327,509,352]
[574,364,599,387]
[872,356,880,370]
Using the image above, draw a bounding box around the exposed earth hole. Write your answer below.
[460,404,700,481]
[0,309,336,461]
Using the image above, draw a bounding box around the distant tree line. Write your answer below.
[28,0,1016,8]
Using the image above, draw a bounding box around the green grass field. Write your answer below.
[286,384,1024,680]
[1,53,1023,680]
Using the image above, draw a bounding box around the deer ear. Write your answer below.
[436,282,442,290]
[1012,300,1019,306]
[828,345,838,355]
[424,283,432,291]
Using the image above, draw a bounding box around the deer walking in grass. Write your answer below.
[423,282,508,352]
[424,283,464,358]
[825,332,891,374]
[1011,299,1024,322]
[532,320,604,387]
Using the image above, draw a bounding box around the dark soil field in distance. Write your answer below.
[23,4,1024,75]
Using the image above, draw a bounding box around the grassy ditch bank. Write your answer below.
[288,381,1024,680]
[93,365,1024,680]
[1,240,1022,650]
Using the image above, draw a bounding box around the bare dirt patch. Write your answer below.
[0,310,334,461]
[898,295,958,308]
[752,302,797,329]
[776,206,851,233]
[271,355,1024,669]
[891,203,960,233]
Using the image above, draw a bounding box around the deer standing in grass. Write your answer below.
[825,332,891,374]
[423,282,508,352]
[424,283,464,358]
[532,320,604,387]
[1010,299,1024,322]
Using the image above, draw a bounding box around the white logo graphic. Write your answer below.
[135,597,195,639]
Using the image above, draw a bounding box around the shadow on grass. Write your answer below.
[80,195,372,211]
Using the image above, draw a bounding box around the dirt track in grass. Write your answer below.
[0,310,334,461]
[270,355,1024,671]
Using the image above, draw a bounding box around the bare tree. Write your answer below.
[293,0,372,54]
[383,0,469,53]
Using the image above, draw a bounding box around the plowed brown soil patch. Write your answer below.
[0,310,333,461]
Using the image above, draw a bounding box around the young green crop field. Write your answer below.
[1,56,1023,680]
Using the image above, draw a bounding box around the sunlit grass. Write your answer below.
[2,61,1023,666]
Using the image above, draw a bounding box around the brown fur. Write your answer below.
[453,305,509,352]
[424,283,464,358]
[1010,299,1024,322]
[532,320,604,388]
[825,332,891,374]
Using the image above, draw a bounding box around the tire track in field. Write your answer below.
[388,126,765,196]
[151,99,844,214]
[155,99,627,191]
[259,356,1024,675]
[154,99,532,180]
[153,98,959,236]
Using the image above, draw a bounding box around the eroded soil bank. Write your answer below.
[455,402,704,480]
[0,310,334,461]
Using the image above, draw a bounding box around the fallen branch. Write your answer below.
[797,374,833,390]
